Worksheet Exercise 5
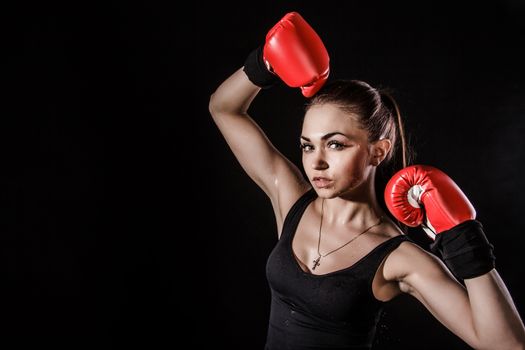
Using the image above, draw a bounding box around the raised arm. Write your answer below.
[208,12,329,231]
[384,165,525,349]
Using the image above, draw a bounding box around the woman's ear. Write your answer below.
[370,139,392,166]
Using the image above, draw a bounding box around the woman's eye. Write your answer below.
[327,141,345,150]
[300,144,313,152]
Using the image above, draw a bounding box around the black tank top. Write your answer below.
[265,189,411,350]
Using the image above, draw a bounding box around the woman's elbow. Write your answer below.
[208,91,221,116]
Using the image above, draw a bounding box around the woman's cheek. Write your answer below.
[344,159,367,188]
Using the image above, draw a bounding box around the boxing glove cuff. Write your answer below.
[243,46,279,89]
[430,220,495,280]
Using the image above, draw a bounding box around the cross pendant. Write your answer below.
[312,256,321,270]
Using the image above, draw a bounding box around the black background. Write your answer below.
[4,1,525,349]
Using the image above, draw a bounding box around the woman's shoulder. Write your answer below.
[382,233,444,281]
[275,184,314,236]
[371,218,408,241]
[378,221,427,257]
[363,220,412,258]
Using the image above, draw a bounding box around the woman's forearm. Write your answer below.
[466,269,525,349]
[209,67,261,117]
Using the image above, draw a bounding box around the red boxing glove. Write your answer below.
[384,165,476,240]
[263,12,330,97]
[384,165,495,279]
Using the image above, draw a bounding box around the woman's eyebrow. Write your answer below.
[300,132,354,142]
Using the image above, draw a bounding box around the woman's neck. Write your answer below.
[320,170,385,227]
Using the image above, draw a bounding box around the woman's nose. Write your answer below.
[311,152,328,170]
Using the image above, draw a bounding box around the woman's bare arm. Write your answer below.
[384,241,525,350]
[208,68,309,232]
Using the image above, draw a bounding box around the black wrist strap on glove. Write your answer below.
[243,46,279,89]
[430,220,495,280]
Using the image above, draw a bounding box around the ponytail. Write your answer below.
[379,90,413,170]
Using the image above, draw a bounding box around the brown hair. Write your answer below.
[305,79,413,169]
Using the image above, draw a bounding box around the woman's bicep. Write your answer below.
[209,68,309,229]
[386,242,480,348]
[213,111,308,202]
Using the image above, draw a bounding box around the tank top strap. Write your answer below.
[279,188,317,240]
[363,235,413,286]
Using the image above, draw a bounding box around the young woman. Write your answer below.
[208,12,525,350]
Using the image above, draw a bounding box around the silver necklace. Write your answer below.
[312,199,383,271]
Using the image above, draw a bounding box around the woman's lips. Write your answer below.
[312,177,333,188]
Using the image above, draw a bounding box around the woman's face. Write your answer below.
[301,103,375,198]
